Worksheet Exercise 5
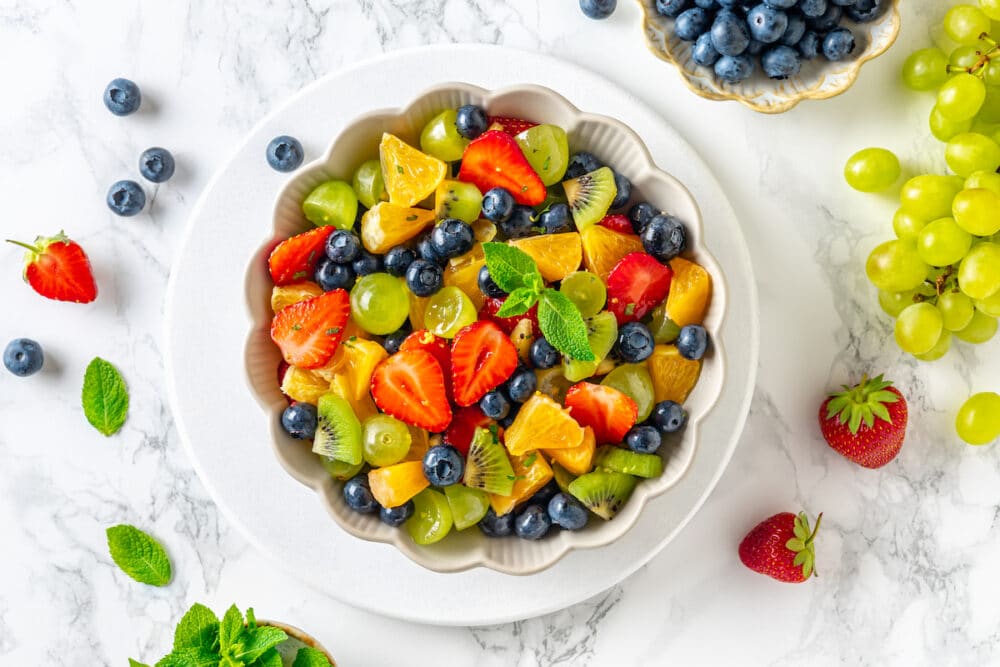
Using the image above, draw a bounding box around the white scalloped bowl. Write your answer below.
[244,83,730,575]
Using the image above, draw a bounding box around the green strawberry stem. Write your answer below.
[825,374,900,434]
[786,511,823,580]
[5,239,41,254]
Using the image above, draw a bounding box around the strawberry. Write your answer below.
[598,214,633,235]
[450,320,519,407]
[7,233,97,303]
[819,374,908,469]
[478,296,539,335]
[400,329,453,400]
[739,512,822,583]
[443,405,492,456]
[458,130,547,206]
[488,116,538,136]
[605,252,673,325]
[564,382,638,444]
[269,289,350,369]
[267,226,335,286]
[371,349,452,432]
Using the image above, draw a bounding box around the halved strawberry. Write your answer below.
[458,131,546,206]
[479,296,539,335]
[267,226,335,286]
[8,233,98,303]
[269,289,350,369]
[450,320,519,407]
[564,382,638,445]
[606,252,673,325]
[400,329,453,400]
[443,405,492,456]
[371,350,452,432]
[598,214,633,235]
[488,116,538,136]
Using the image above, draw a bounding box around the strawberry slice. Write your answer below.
[7,233,97,303]
[371,350,453,432]
[443,405,492,456]
[478,296,539,335]
[269,289,350,369]
[450,320,519,407]
[268,226,335,286]
[598,214,633,235]
[565,382,638,445]
[400,329,453,400]
[488,116,538,136]
[606,252,673,325]
[458,130,546,206]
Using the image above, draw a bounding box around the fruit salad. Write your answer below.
[266,102,715,545]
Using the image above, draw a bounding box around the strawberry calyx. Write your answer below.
[824,374,900,435]
[786,512,822,580]
[7,232,71,273]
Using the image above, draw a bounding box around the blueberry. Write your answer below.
[717,0,744,6]
[762,45,802,79]
[799,0,827,17]
[539,203,572,234]
[746,4,789,43]
[746,39,766,56]
[531,480,560,507]
[822,27,856,61]
[478,266,507,299]
[547,493,589,531]
[382,327,411,355]
[615,322,655,363]
[846,0,886,22]
[482,187,516,222]
[416,232,447,266]
[529,337,560,370]
[315,257,355,291]
[579,0,617,19]
[656,0,689,17]
[651,400,688,433]
[351,250,383,276]
[138,147,175,183]
[611,171,632,210]
[715,54,755,82]
[266,135,304,172]
[693,33,722,67]
[343,475,379,514]
[499,205,536,239]
[380,501,415,527]
[325,230,361,264]
[497,410,518,429]
[641,214,687,263]
[674,7,712,41]
[103,78,141,116]
[431,218,474,259]
[479,388,512,420]
[3,338,43,377]
[281,402,317,439]
[780,14,807,46]
[479,507,514,537]
[405,259,444,297]
[762,0,795,7]
[506,367,537,403]
[711,10,751,56]
[565,152,604,180]
[384,245,418,277]
[693,0,716,7]
[514,505,551,540]
[455,105,488,140]
[830,0,855,4]
[798,31,822,58]
[628,202,659,235]
[107,180,146,217]
[626,425,663,454]
[678,325,709,361]
[807,4,842,30]
[423,445,465,486]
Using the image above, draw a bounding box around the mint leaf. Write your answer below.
[254,649,283,667]
[82,357,129,436]
[130,659,151,667]
[494,287,539,317]
[174,603,219,653]
[537,289,595,361]
[293,647,335,667]
[482,242,542,293]
[218,605,245,653]
[106,525,172,586]
[155,648,218,667]
[232,626,287,663]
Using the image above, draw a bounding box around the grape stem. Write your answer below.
[948,33,1000,78]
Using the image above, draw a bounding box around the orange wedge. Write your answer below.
[543,425,596,476]
[271,281,324,314]
[667,257,713,327]
[280,366,330,405]
[368,460,430,508]
[316,338,387,401]
[647,344,702,404]
[510,232,582,282]
[409,292,430,331]
[580,225,644,283]
[444,255,486,311]
[490,452,554,516]
[504,393,585,455]
[380,133,447,207]
[360,202,435,254]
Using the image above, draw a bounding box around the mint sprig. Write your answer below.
[82,356,129,436]
[537,290,594,361]
[482,242,542,293]
[106,524,172,587]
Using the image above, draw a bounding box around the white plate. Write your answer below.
[164,44,759,626]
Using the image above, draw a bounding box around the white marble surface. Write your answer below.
[1,1,999,665]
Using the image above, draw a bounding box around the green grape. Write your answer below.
[982,0,1000,19]
[944,5,992,44]
[938,291,977,331]
[955,308,999,342]
[976,289,1000,316]
[916,217,973,266]
[843,148,901,192]
[405,488,453,545]
[362,414,412,467]
[915,330,953,361]
[902,48,951,91]
[878,289,919,317]
[959,242,1000,299]
[937,73,987,121]
[303,180,359,230]
[353,159,386,210]
[900,174,966,221]
[515,124,570,186]
[955,392,1000,445]
[424,285,477,338]
[978,86,1000,123]
[953,188,1000,235]
[945,132,1000,176]
[984,60,1000,86]
[965,170,1000,195]
[419,109,469,162]
[350,273,410,335]
[649,302,681,343]
[930,106,974,142]
[895,302,944,354]
[559,271,607,318]
[321,456,364,481]
[971,117,1000,136]
[950,44,983,70]
[893,208,928,240]
[865,240,930,292]
[601,364,655,422]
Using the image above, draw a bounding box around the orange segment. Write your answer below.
[490,452,553,516]
[360,202,436,254]
[580,226,644,283]
[280,366,330,405]
[648,344,702,404]
[368,460,430,508]
[667,257,713,327]
[316,338,388,401]
[504,393,585,455]
[327,374,379,422]
[402,427,432,462]
[271,281,324,314]
[380,133,447,207]
[409,293,430,330]
[543,426,596,476]
[509,233,582,282]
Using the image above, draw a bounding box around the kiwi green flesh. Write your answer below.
[568,470,638,520]
[312,393,363,465]
[564,311,618,382]
[551,463,577,494]
[563,166,617,230]
[594,446,663,479]
[463,427,516,496]
[435,180,482,223]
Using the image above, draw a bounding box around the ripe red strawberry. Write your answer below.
[564,382,638,444]
[267,226,334,286]
[371,350,452,432]
[458,130,547,206]
[739,512,822,583]
[488,116,538,136]
[605,252,673,324]
[819,374,908,469]
[478,296,539,335]
[450,320,519,407]
[598,214,633,235]
[7,233,97,303]
[400,329,453,400]
[269,289,350,369]
[444,405,492,456]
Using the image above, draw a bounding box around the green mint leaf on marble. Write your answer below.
[537,289,594,361]
[106,524,172,587]
[293,647,335,667]
[82,357,129,436]
[231,626,287,663]
[155,648,219,667]
[482,242,542,294]
[254,648,284,667]
[494,287,539,318]
[129,659,151,667]
[173,603,219,653]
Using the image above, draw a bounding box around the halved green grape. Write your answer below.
[362,414,412,467]
[930,106,973,142]
[955,308,999,342]
[515,124,570,186]
[937,73,987,121]
[865,240,930,292]
[893,208,928,240]
[944,5,992,44]
[405,488,454,545]
[915,329,953,361]
[321,456,364,481]
[844,148,901,192]
[895,302,944,354]
[965,170,1000,195]
[953,188,1000,235]
[976,289,1000,317]
[938,291,977,331]
[564,311,617,382]
[900,174,965,221]
[425,285,477,339]
[559,271,607,318]
[601,363,655,422]
[878,289,920,318]
[419,109,469,162]
[353,159,385,210]
[945,132,1000,176]
[303,180,359,230]
[956,392,1000,445]
[916,217,973,266]
[649,302,682,343]
[959,242,1000,299]
[902,48,950,91]
[350,273,410,335]
[443,484,491,531]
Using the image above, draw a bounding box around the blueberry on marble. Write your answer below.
[529,337,560,370]
[747,4,789,43]
[651,400,688,433]
[423,445,464,487]
[711,9,751,56]
[380,501,415,527]
[579,0,617,20]
[482,187,515,223]
[514,504,551,540]
[548,493,589,531]
[343,474,379,514]
[677,324,709,360]
[715,54,755,83]
[478,266,507,299]
[281,402,317,440]
[565,152,604,180]
[693,33,722,67]
[405,259,444,297]
[506,367,537,403]
[384,245,417,277]
[266,135,304,172]
[539,203,572,234]
[762,45,802,79]
[3,338,43,377]
[103,78,141,116]
[431,218,474,259]
[479,507,514,537]
[455,105,488,140]
[615,322,655,363]
[674,7,712,41]
[626,425,663,454]
[107,180,146,217]
[138,147,175,183]
[641,214,687,263]
[823,27,856,61]
[314,257,355,291]
[479,388,512,420]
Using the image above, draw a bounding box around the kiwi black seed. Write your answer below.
[567,470,638,520]
[562,166,618,229]
[311,393,363,466]
[463,426,516,496]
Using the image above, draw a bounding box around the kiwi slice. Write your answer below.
[563,166,617,231]
[463,427,516,496]
[552,462,577,494]
[311,393,363,465]
[321,456,364,481]
[568,470,638,520]
[649,303,681,344]
[434,179,483,223]
[564,311,618,382]
[444,484,491,530]
[593,445,663,479]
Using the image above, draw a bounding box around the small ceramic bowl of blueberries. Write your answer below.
[639,0,901,113]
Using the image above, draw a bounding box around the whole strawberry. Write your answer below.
[739,511,821,583]
[819,374,907,469]
[7,232,98,303]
